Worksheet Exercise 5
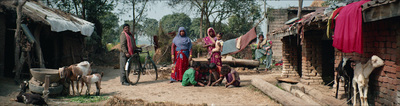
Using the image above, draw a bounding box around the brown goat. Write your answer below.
[59,65,83,96]
[59,61,92,96]
[81,72,104,96]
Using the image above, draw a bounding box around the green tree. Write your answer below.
[142,18,159,39]
[160,13,192,38]
[168,0,261,38]
[100,12,119,45]
[118,0,151,38]
[189,18,206,39]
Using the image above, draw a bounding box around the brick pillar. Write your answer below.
[281,36,300,77]
[301,34,323,85]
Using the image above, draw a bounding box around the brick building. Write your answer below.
[268,7,317,61]
[271,0,400,105]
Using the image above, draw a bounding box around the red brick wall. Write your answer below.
[301,31,324,85]
[334,17,400,105]
[281,36,301,77]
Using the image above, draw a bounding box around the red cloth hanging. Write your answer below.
[332,0,370,54]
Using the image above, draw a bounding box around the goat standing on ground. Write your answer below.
[335,57,354,104]
[81,72,104,96]
[76,61,92,94]
[59,61,92,96]
[352,55,384,106]
[59,65,82,96]
[16,81,47,105]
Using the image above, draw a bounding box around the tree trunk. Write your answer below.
[34,24,45,68]
[81,0,86,19]
[200,8,203,38]
[264,0,269,34]
[13,0,26,82]
[73,0,79,16]
[192,56,260,67]
[132,0,135,37]
[297,0,303,19]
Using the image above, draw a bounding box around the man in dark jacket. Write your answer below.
[120,24,136,85]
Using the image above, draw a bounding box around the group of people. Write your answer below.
[170,27,239,87]
[118,24,271,87]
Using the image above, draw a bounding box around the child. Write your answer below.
[182,62,205,87]
[207,33,224,59]
[212,33,224,53]
[198,64,210,83]
[207,63,221,86]
[211,64,240,87]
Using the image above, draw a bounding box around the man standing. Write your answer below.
[120,24,136,85]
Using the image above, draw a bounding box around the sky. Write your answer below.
[112,0,314,45]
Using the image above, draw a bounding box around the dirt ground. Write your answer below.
[0,66,281,105]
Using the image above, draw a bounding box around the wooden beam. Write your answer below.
[251,78,316,105]
[278,82,322,105]
[363,1,400,22]
[34,23,45,68]
[13,0,26,82]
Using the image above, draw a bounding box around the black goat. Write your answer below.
[335,57,354,104]
[16,81,47,105]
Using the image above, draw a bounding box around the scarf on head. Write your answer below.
[173,27,191,50]
[124,31,134,55]
[207,27,216,43]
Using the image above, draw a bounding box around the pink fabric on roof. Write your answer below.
[332,0,370,54]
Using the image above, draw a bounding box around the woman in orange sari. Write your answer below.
[171,27,192,82]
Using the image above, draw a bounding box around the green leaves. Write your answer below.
[59,95,110,103]
[160,13,192,37]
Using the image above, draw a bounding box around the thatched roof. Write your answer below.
[0,1,94,36]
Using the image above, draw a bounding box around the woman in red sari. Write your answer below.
[203,28,222,78]
[171,27,192,82]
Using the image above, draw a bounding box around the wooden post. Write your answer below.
[34,24,45,68]
[0,13,5,77]
[43,75,50,102]
[71,46,76,63]
[13,0,26,82]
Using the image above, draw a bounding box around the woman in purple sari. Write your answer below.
[203,28,222,75]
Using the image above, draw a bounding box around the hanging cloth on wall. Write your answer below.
[332,0,370,54]
[326,7,345,38]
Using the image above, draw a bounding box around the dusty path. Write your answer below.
[97,66,279,105]
[0,66,280,105]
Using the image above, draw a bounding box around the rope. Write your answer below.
[325,80,335,86]
[342,91,359,105]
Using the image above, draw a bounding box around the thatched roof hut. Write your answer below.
[0,1,94,78]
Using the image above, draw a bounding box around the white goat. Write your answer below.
[77,61,92,76]
[77,61,92,94]
[81,72,104,96]
[352,55,384,106]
